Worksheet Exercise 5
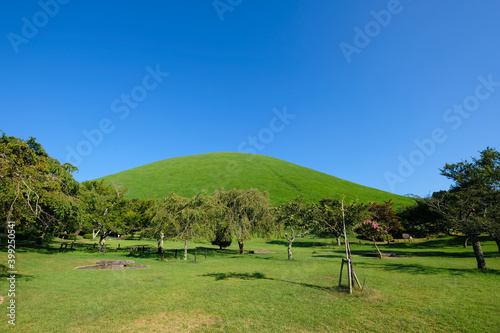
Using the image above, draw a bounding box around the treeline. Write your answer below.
[1,133,499,269]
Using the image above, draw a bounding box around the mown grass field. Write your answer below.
[1,235,499,332]
[99,152,416,209]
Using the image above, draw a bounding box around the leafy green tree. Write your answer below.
[275,196,317,260]
[159,192,218,260]
[398,199,447,238]
[429,147,500,269]
[0,133,80,244]
[79,180,128,251]
[314,198,369,246]
[213,188,274,254]
[149,195,177,253]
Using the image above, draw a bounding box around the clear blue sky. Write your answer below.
[1,0,499,197]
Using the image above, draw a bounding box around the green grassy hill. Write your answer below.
[99,152,415,208]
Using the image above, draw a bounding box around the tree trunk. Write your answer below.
[495,238,500,257]
[157,233,164,253]
[184,239,188,261]
[238,240,244,254]
[470,234,487,270]
[287,240,293,260]
[336,236,341,246]
[463,237,469,248]
[373,238,383,259]
[98,234,106,252]
[37,229,46,245]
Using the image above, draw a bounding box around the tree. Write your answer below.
[149,196,177,253]
[398,199,447,238]
[275,196,316,260]
[162,192,217,260]
[430,147,500,269]
[353,220,386,258]
[369,200,403,243]
[314,198,369,246]
[79,180,128,251]
[213,188,274,254]
[0,133,80,244]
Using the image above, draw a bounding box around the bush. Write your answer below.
[17,227,42,241]
[83,234,94,239]
[68,233,77,239]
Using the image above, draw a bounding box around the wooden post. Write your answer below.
[118,243,120,249]
[162,250,165,261]
[194,250,198,263]
[347,258,352,294]
[70,242,74,249]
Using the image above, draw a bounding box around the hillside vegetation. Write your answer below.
[99,153,415,208]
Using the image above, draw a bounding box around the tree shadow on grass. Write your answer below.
[0,264,35,281]
[355,261,500,276]
[267,240,332,248]
[200,271,334,292]
[10,242,60,255]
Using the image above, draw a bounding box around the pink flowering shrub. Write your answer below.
[353,220,387,241]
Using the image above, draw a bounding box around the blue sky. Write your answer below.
[1,0,499,198]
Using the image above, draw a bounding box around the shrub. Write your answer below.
[17,227,42,241]
[83,234,94,239]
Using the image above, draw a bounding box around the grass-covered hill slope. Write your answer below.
[99,152,415,208]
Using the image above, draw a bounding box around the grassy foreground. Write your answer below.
[1,236,499,332]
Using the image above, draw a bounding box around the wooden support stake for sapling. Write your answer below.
[339,259,345,287]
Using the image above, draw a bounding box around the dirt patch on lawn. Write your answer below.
[117,310,223,333]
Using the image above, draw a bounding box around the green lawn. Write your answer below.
[1,236,499,332]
